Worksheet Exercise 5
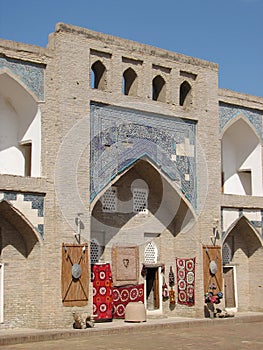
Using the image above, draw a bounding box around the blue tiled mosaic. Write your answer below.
[2,191,44,238]
[37,224,44,238]
[23,194,44,217]
[90,103,197,209]
[0,57,44,101]
[3,192,17,201]
[219,103,263,141]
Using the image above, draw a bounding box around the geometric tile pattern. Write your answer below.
[0,57,44,101]
[90,103,197,209]
[219,102,263,141]
[0,191,44,237]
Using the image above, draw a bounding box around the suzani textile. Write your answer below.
[112,284,144,318]
[176,258,196,306]
[91,263,113,321]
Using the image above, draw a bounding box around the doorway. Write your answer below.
[0,263,4,323]
[145,267,161,312]
[223,266,237,310]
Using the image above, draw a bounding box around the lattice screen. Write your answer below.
[133,188,148,214]
[101,187,117,212]
[90,239,102,264]
[144,241,157,263]
[222,242,232,265]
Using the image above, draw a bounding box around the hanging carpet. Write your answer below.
[112,246,139,286]
[91,263,113,321]
[112,283,144,319]
[176,257,196,306]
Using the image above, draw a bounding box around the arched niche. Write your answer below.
[0,71,41,177]
[90,60,107,90]
[152,75,166,102]
[179,81,192,107]
[221,116,262,196]
[90,158,196,249]
[122,67,138,96]
[0,200,42,258]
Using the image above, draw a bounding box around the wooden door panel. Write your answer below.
[61,243,89,306]
[223,267,235,308]
[203,246,223,294]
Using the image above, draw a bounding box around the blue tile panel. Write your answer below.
[37,224,44,238]
[0,57,44,101]
[90,103,197,210]
[219,102,263,141]
[2,191,44,238]
[3,192,17,201]
[23,193,44,217]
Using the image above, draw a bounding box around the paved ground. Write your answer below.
[1,313,263,349]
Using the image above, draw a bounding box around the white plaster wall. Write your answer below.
[222,118,262,196]
[243,209,261,222]
[20,107,41,177]
[0,73,41,176]
[240,144,262,195]
[222,208,239,232]
[222,136,241,194]
[0,95,23,175]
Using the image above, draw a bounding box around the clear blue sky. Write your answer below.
[0,0,262,97]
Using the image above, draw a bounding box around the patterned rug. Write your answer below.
[91,263,113,321]
[112,246,139,286]
[112,283,144,318]
[176,257,196,306]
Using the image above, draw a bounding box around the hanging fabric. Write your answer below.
[91,263,113,321]
[176,257,196,306]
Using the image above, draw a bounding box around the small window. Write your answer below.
[101,187,117,212]
[133,188,148,214]
[222,242,232,265]
[180,81,192,106]
[144,241,158,264]
[91,60,107,90]
[90,239,102,264]
[152,75,166,102]
[122,68,138,96]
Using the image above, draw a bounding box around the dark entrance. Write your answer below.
[146,267,159,310]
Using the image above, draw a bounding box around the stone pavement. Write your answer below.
[1,312,263,346]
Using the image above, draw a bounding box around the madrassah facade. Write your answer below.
[0,23,263,329]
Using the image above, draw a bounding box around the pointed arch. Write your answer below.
[152,75,166,102]
[179,80,192,106]
[220,113,261,142]
[221,115,263,196]
[0,200,43,257]
[91,158,196,248]
[0,68,40,102]
[90,60,107,90]
[223,215,263,248]
[122,67,138,96]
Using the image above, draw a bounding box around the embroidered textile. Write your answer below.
[112,246,139,286]
[91,263,113,321]
[176,257,195,306]
[112,284,144,318]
